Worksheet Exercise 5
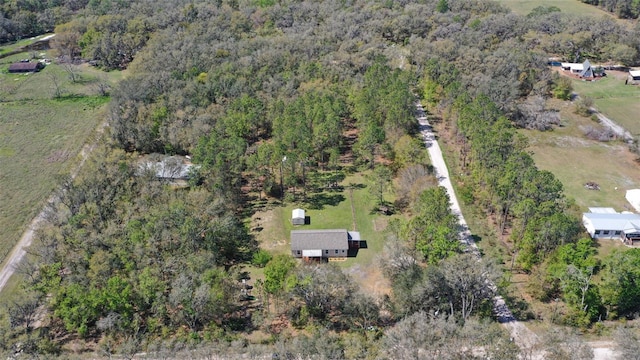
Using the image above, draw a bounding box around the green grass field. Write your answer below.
[496,0,613,16]
[251,171,396,294]
[0,50,120,266]
[0,33,55,57]
[571,75,640,136]
[522,99,640,211]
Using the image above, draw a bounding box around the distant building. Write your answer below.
[561,60,594,78]
[582,209,640,245]
[292,208,305,225]
[626,189,640,212]
[291,229,361,260]
[8,61,44,73]
[137,155,199,182]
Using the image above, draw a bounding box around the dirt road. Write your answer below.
[415,102,618,359]
[0,121,106,293]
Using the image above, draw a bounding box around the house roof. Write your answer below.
[561,62,583,71]
[8,62,42,71]
[138,156,198,180]
[291,229,349,251]
[623,220,640,234]
[630,70,640,77]
[588,207,618,214]
[292,208,305,219]
[626,189,640,212]
[579,60,593,77]
[583,212,640,231]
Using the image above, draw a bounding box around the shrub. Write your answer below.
[252,249,273,268]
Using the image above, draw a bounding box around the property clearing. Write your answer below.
[496,0,614,17]
[522,99,640,211]
[0,49,120,269]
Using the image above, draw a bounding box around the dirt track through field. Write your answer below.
[0,120,107,293]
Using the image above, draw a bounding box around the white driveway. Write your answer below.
[415,102,617,359]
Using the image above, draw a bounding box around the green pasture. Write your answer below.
[1,51,123,100]
[0,33,55,57]
[0,97,107,263]
[571,76,640,135]
[0,50,117,267]
[496,0,613,17]
[522,99,640,211]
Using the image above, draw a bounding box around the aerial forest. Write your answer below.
[3,0,640,358]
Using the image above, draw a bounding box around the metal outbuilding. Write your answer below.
[292,208,305,225]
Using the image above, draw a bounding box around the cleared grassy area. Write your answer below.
[496,0,613,17]
[251,171,395,294]
[1,51,123,100]
[571,74,640,136]
[522,99,640,211]
[0,33,55,56]
[0,98,108,262]
[0,50,116,266]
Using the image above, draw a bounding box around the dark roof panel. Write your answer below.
[8,62,43,72]
[291,229,349,251]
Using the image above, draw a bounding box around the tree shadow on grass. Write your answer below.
[305,192,346,210]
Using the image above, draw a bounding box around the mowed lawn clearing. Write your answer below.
[0,51,117,266]
[522,99,640,211]
[0,98,108,262]
[251,171,395,295]
[571,74,640,135]
[496,0,613,17]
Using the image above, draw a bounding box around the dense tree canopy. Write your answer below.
[6,0,640,357]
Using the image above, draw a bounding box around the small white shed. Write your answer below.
[292,208,305,225]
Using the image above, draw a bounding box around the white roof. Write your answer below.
[347,231,361,241]
[138,156,197,180]
[583,212,640,231]
[292,208,305,219]
[626,189,640,212]
[561,62,584,71]
[302,249,322,257]
[588,207,618,214]
[630,70,640,77]
[623,221,640,234]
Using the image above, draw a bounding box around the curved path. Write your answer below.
[0,121,107,293]
[416,102,618,359]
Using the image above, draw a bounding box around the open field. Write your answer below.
[0,49,120,267]
[522,99,640,211]
[1,51,123,100]
[496,0,613,17]
[0,98,108,263]
[0,33,54,57]
[571,74,640,136]
[251,171,395,295]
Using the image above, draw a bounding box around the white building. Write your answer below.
[582,210,640,240]
[292,208,305,225]
[626,189,640,212]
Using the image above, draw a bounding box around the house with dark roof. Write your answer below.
[291,229,361,260]
[8,61,44,73]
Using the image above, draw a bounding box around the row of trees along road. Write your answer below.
[4,0,640,357]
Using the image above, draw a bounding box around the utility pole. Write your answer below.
[280,156,287,200]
